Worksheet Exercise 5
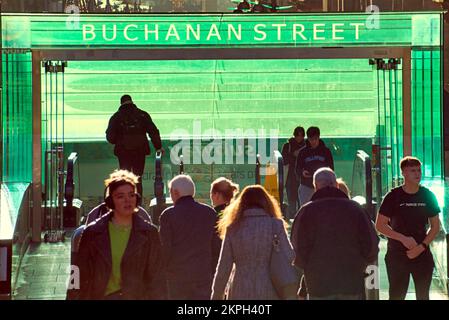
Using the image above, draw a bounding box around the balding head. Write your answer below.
[313,167,338,191]
[169,174,196,203]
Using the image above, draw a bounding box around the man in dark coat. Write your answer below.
[159,174,222,300]
[291,167,379,299]
[281,126,306,219]
[106,94,163,197]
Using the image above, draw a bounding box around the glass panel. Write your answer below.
[376,59,403,194]
[42,58,377,203]
[59,59,378,141]
[1,52,32,183]
[411,48,443,179]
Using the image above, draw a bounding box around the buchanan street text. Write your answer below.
[82,22,365,43]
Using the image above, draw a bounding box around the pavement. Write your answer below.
[11,235,448,300]
[13,237,71,300]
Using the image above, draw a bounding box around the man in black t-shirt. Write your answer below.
[375,156,441,300]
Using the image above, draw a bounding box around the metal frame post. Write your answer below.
[32,51,42,242]
[402,48,412,157]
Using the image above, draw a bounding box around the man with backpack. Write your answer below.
[106,94,163,198]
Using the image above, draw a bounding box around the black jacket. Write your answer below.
[295,139,334,188]
[159,196,222,283]
[291,187,379,297]
[106,103,162,156]
[76,212,165,300]
[281,137,306,185]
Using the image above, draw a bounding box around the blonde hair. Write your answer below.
[217,185,286,239]
[104,169,139,196]
[210,177,239,204]
[336,178,350,198]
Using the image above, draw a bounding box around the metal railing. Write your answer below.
[154,150,165,206]
[255,154,261,185]
[179,154,184,175]
[273,150,285,211]
[350,149,379,300]
[64,152,78,209]
[351,150,375,221]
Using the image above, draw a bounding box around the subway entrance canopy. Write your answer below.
[1,12,444,240]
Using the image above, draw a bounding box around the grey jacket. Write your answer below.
[211,208,295,300]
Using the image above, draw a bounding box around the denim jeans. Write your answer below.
[298,184,314,208]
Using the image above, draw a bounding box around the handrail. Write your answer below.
[273,150,284,209]
[64,152,78,208]
[179,154,184,174]
[351,150,374,221]
[154,151,165,205]
[255,154,261,185]
[351,149,379,300]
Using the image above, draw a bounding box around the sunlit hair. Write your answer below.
[168,174,195,198]
[313,167,337,190]
[217,185,286,239]
[336,178,350,198]
[210,177,240,204]
[400,156,422,171]
[104,169,139,197]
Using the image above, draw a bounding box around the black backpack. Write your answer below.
[119,112,147,150]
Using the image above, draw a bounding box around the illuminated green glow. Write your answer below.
[52,59,378,141]
[1,52,33,182]
[412,49,443,178]
[2,12,442,48]
[0,12,444,186]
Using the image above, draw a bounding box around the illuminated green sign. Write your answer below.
[81,21,365,43]
[1,12,442,49]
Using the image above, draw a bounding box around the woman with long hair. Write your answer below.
[211,185,295,300]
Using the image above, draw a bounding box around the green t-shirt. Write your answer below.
[104,221,132,296]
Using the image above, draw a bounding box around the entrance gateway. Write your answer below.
[0,12,444,242]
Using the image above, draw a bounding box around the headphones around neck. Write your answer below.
[104,183,141,210]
